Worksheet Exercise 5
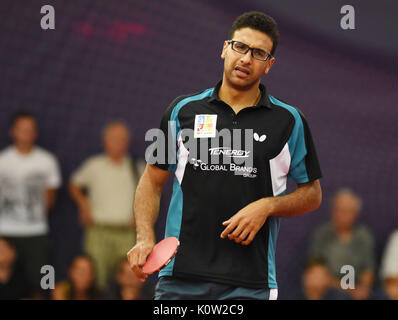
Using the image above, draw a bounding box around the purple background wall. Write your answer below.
[1,0,397,299]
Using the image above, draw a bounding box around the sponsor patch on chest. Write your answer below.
[194,114,217,138]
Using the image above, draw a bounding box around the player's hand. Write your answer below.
[126,240,155,282]
[220,198,271,245]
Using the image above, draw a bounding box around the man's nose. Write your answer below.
[240,50,253,64]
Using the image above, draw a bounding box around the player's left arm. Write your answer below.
[263,179,322,218]
[220,179,321,245]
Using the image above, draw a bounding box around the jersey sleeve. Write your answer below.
[146,96,186,172]
[287,109,322,183]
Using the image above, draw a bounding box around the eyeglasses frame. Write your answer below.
[226,40,274,62]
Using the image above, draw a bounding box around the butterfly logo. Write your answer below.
[253,132,267,142]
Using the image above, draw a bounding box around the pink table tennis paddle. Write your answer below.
[142,237,180,274]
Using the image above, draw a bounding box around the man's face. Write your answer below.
[10,117,37,147]
[221,27,275,90]
[103,124,130,159]
[331,194,360,230]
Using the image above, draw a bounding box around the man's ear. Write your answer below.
[263,57,276,75]
[221,41,228,60]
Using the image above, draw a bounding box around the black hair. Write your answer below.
[228,11,279,56]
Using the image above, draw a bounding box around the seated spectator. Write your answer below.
[0,237,30,299]
[301,258,352,300]
[52,255,102,300]
[308,188,375,300]
[104,259,143,300]
[378,229,398,300]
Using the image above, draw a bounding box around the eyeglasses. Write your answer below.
[226,40,273,62]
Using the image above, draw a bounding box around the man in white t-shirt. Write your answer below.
[0,112,62,298]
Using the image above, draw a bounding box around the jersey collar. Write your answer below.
[208,80,272,109]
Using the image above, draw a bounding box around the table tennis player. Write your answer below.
[127,11,322,300]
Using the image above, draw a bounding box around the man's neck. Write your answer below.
[14,144,34,155]
[306,288,326,300]
[335,226,353,242]
[218,76,261,113]
[107,154,124,164]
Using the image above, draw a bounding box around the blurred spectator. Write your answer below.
[52,254,101,300]
[69,122,144,290]
[308,188,375,300]
[378,229,398,300]
[301,258,351,300]
[0,237,30,299]
[104,258,144,300]
[0,112,62,298]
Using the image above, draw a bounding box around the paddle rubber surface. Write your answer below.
[142,237,180,274]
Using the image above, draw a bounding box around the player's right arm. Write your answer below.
[127,163,171,281]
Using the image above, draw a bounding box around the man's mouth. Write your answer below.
[234,66,250,78]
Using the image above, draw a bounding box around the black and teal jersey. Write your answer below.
[149,80,322,289]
